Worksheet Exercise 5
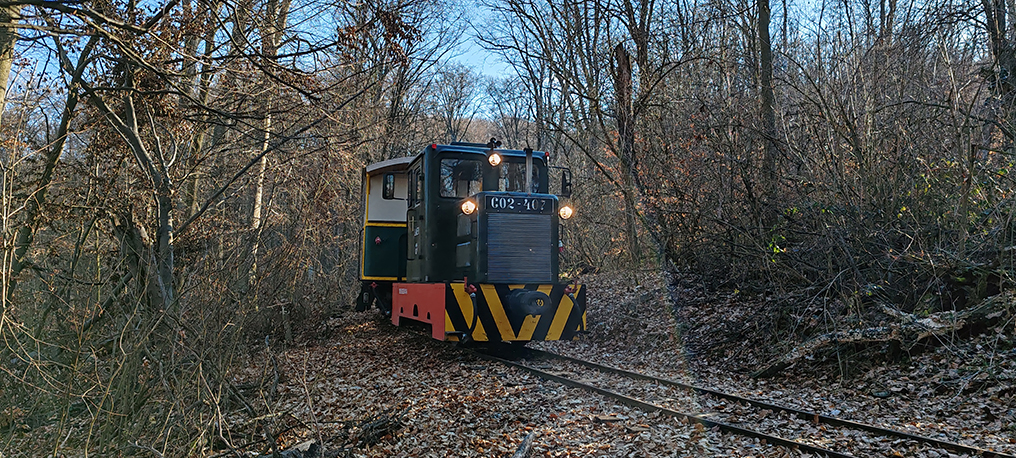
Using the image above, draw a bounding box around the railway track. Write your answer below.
[470,347,1015,458]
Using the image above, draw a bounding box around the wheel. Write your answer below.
[356,282,374,311]
[374,284,393,317]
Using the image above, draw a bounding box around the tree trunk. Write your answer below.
[758,0,778,204]
[0,5,20,122]
[248,112,271,290]
[248,0,290,289]
[251,113,272,231]
[120,88,176,313]
[155,182,175,312]
[982,0,1016,138]
[181,0,215,220]
[85,64,177,313]
[613,44,641,265]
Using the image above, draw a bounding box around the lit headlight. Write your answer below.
[461,199,477,215]
[559,205,574,219]
[488,153,502,166]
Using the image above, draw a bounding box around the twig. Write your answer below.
[128,441,166,458]
[301,350,325,456]
[512,432,536,458]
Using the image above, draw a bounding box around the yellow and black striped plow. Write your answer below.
[444,283,586,342]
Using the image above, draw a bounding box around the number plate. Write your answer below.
[485,195,553,214]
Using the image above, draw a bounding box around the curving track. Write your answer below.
[469,347,1015,458]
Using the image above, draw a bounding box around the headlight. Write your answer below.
[461,199,477,215]
[488,153,502,166]
[558,205,574,219]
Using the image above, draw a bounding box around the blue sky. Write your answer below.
[449,1,511,79]
[453,38,510,78]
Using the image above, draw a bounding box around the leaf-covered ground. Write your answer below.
[225,270,1013,457]
[6,270,1011,456]
[232,314,797,456]
[539,271,1016,457]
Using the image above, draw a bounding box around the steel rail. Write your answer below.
[528,348,1015,458]
[469,349,854,458]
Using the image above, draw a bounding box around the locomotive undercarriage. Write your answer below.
[357,281,393,316]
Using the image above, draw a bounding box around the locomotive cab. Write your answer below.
[357,157,413,311]
[359,141,586,342]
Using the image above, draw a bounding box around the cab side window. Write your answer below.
[416,170,424,205]
[408,167,424,207]
[408,171,417,206]
[382,173,395,200]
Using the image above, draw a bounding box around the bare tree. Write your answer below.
[612,43,641,263]
[758,0,778,205]
[479,0,677,266]
[981,0,1016,139]
[433,62,480,142]
[486,75,538,147]
[0,0,441,453]
[0,4,18,121]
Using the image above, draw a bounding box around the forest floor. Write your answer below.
[229,270,1016,457]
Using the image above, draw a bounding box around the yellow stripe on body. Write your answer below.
[537,285,553,296]
[546,295,572,340]
[444,311,459,341]
[580,285,586,330]
[481,284,516,341]
[365,222,406,227]
[359,229,366,281]
[546,285,582,340]
[516,315,541,341]
[451,284,488,341]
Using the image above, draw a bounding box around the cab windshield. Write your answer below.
[440,158,482,198]
[499,160,542,193]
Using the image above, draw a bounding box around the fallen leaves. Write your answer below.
[220,270,1014,457]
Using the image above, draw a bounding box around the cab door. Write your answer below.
[406,165,425,281]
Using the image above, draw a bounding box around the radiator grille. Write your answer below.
[487,213,553,283]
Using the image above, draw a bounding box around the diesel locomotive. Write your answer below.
[357,140,586,342]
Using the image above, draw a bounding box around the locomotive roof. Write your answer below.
[364,145,549,175]
[432,143,549,159]
[364,156,415,174]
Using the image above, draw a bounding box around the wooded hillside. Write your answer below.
[1,0,1014,455]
